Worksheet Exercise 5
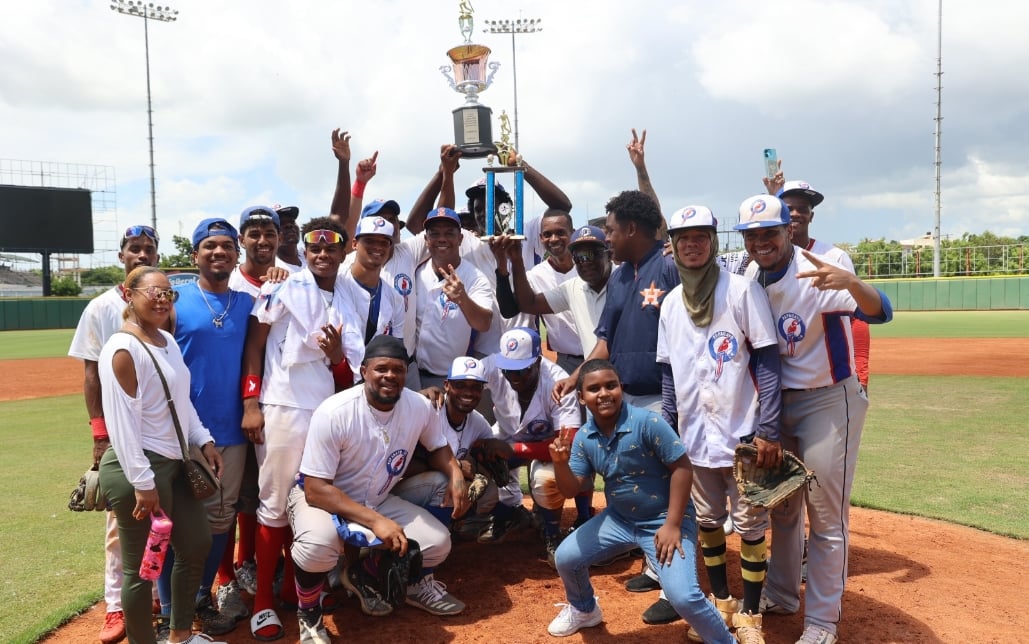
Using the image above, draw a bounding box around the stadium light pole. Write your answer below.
[484,17,542,154]
[110,0,178,232]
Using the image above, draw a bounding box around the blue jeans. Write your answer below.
[553,505,734,644]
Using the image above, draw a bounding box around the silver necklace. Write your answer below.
[366,398,397,445]
[196,282,234,328]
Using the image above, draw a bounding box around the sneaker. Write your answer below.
[543,533,561,570]
[732,612,765,644]
[99,610,126,644]
[642,597,681,624]
[624,572,661,593]
[796,624,838,644]
[547,601,603,637]
[758,593,796,615]
[405,573,465,616]
[477,515,515,543]
[216,580,250,622]
[154,615,170,644]
[341,563,393,617]
[687,594,738,640]
[297,607,331,644]
[235,560,258,596]
[195,593,238,636]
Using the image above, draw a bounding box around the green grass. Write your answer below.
[0,329,75,360]
[870,310,1029,338]
[0,395,104,643]
[854,375,1029,539]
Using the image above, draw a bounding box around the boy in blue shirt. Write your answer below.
[545,359,734,642]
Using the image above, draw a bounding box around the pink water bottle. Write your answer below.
[139,510,172,581]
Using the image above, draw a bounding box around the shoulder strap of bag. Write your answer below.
[117,331,190,462]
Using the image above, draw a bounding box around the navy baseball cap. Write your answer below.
[239,205,281,231]
[777,180,824,208]
[424,207,462,229]
[735,195,791,231]
[568,225,607,249]
[361,199,405,229]
[274,205,299,219]
[192,218,239,250]
[494,327,542,371]
[465,177,508,198]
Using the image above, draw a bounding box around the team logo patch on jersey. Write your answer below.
[708,331,739,382]
[377,448,410,496]
[394,273,412,296]
[778,313,806,357]
[438,291,459,319]
[639,281,665,309]
[526,419,554,438]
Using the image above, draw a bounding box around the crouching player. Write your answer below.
[545,360,734,643]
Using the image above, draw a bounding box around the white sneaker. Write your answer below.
[547,601,603,637]
[796,624,838,644]
[405,573,465,616]
[297,607,331,644]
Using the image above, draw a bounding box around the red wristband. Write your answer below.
[332,359,354,392]
[351,180,366,199]
[242,375,261,399]
[90,417,109,441]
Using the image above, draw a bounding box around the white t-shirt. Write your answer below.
[343,240,421,355]
[482,356,581,443]
[276,255,305,273]
[437,404,494,461]
[337,269,406,343]
[806,239,856,273]
[656,271,778,468]
[541,276,607,358]
[69,286,125,362]
[299,386,447,509]
[414,259,493,376]
[523,260,579,355]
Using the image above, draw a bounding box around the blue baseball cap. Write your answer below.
[494,327,542,371]
[735,195,791,231]
[239,205,281,231]
[191,218,239,249]
[424,207,462,229]
[568,225,607,249]
[361,199,402,219]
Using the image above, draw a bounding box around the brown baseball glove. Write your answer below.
[733,443,815,509]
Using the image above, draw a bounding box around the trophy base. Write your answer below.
[453,105,496,158]
[479,234,527,242]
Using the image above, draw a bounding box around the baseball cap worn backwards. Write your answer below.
[192,218,239,249]
[494,327,542,371]
[777,180,824,208]
[239,205,281,231]
[735,195,791,231]
[424,207,462,229]
[667,206,717,234]
[465,177,508,198]
[568,225,607,249]
[447,357,488,382]
[274,205,299,219]
[355,216,395,240]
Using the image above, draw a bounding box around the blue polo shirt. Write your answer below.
[594,242,680,396]
[173,283,251,446]
[569,402,687,524]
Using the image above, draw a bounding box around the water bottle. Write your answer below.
[139,509,172,581]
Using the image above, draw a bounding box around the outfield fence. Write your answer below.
[852,243,1027,279]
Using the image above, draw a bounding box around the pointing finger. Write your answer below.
[801,250,825,267]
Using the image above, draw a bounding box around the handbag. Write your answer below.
[121,332,220,500]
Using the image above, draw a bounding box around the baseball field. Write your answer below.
[2,311,1027,643]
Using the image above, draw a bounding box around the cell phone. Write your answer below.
[763,148,778,180]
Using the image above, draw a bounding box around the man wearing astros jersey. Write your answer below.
[656,206,782,644]
[737,194,892,644]
[288,335,468,642]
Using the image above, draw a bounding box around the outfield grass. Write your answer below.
[871,310,1029,338]
[0,329,75,360]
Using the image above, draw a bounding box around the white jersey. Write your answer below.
[276,255,305,273]
[437,405,494,461]
[336,269,406,343]
[69,286,125,361]
[541,276,607,357]
[482,356,581,443]
[344,240,421,356]
[414,259,493,376]
[745,249,861,389]
[656,271,778,468]
[228,267,263,300]
[299,386,447,509]
[524,260,579,355]
[805,238,855,273]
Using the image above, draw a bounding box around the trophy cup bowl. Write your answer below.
[441,44,499,158]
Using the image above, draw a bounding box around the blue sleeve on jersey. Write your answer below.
[854,289,893,324]
[750,344,782,442]
[660,362,678,430]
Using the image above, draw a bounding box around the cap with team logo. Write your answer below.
[494,327,542,371]
[776,180,824,208]
[667,206,717,234]
[447,356,488,383]
[465,177,508,198]
[568,225,607,249]
[735,195,791,231]
[423,207,462,229]
[355,216,395,240]
[238,205,281,231]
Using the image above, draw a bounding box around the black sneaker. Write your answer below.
[297,606,331,644]
[341,564,393,617]
[154,615,170,644]
[194,593,237,636]
[625,573,662,592]
[543,533,561,569]
[642,597,682,624]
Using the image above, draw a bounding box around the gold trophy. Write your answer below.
[440,1,499,157]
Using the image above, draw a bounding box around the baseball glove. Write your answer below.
[469,445,511,488]
[733,443,815,509]
[364,539,423,608]
[68,465,106,512]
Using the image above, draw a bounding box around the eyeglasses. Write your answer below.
[122,225,159,244]
[303,229,345,245]
[131,286,179,303]
[786,204,812,215]
[571,248,603,264]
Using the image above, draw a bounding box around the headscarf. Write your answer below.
[672,228,720,327]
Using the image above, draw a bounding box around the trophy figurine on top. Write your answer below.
[440,1,499,158]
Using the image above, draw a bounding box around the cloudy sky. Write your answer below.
[2,0,1027,266]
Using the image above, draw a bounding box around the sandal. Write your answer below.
[249,608,284,642]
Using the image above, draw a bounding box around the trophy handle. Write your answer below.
[439,65,457,91]
[483,61,501,90]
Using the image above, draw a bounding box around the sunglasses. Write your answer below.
[502,365,536,377]
[303,229,345,245]
[571,248,602,264]
[123,225,160,244]
[786,204,812,215]
[131,286,179,303]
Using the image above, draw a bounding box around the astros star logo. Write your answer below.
[640,281,665,309]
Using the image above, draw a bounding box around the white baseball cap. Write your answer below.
[355,216,395,240]
[667,206,717,234]
[777,180,824,207]
[494,327,541,370]
[735,195,791,231]
[447,356,488,382]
